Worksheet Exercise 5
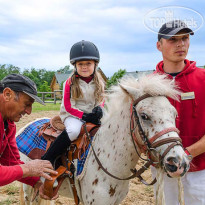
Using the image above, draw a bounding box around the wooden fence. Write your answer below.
[38,90,63,104]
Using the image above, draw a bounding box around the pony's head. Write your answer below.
[116,74,191,178]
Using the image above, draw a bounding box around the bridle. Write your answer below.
[89,94,183,185]
[130,94,182,168]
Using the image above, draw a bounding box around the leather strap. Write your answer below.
[68,177,80,204]
[133,94,152,106]
[160,141,183,160]
[136,175,157,186]
[43,166,67,198]
[149,127,179,144]
[46,140,52,152]
[151,137,182,148]
[78,133,88,160]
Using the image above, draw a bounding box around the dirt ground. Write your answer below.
[0,111,155,205]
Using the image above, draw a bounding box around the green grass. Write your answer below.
[0,198,18,205]
[1,184,19,195]
[32,102,61,112]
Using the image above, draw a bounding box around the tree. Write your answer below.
[0,65,8,80]
[6,64,21,74]
[41,70,55,86]
[22,68,55,90]
[39,81,51,98]
[57,65,71,74]
[106,69,126,89]
[0,64,20,80]
[22,68,41,88]
[39,81,51,92]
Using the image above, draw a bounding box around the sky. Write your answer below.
[0,0,204,77]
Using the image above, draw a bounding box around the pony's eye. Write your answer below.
[140,113,150,121]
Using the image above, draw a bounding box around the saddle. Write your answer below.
[30,116,99,204]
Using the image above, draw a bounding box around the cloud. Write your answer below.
[100,50,160,76]
[0,0,204,78]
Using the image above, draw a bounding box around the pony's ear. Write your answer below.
[119,84,138,100]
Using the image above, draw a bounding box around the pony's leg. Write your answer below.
[81,188,115,205]
[19,183,33,205]
[19,183,55,205]
[80,173,129,205]
[20,184,26,205]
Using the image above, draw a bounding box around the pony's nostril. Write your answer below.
[165,157,179,172]
[167,156,178,164]
[165,163,178,172]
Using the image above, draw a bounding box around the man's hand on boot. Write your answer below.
[20,159,58,180]
[32,180,59,201]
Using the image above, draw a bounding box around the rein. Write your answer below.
[87,94,182,185]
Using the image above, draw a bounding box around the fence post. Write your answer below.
[43,93,45,103]
[54,91,56,104]
[37,91,63,104]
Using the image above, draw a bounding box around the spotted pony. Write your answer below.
[18,74,190,205]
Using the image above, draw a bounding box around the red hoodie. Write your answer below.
[0,113,39,186]
[155,59,205,172]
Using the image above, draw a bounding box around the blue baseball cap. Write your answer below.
[158,20,194,41]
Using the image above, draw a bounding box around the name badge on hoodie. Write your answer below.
[181,92,195,100]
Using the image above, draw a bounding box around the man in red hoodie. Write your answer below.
[0,74,58,200]
[152,20,205,204]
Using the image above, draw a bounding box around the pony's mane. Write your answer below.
[103,74,180,119]
[122,73,179,98]
[110,73,179,99]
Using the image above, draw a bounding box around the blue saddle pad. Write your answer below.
[16,118,50,156]
[17,118,93,176]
